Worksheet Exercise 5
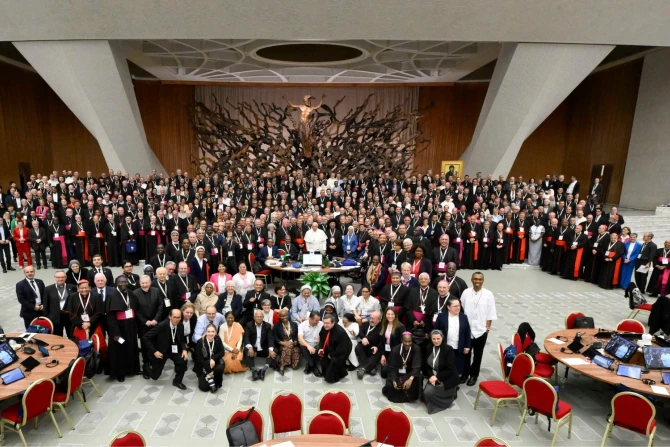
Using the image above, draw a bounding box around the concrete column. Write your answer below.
[13,40,165,174]
[620,49,670,210]
[461,42,613,177]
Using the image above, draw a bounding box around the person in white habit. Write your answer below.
[304,222,328,253]
[338,312,360,368]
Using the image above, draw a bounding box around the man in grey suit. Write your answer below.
[43,270,77,336]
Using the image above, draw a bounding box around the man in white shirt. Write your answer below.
[460,271,497,386]
[304,222,328,253]
[298,311,323,376]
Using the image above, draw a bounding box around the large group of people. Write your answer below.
[8,166,665,413]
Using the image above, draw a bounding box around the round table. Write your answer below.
[253,434,377,446]
[0,334,79,400]
[265,259,359,275]
[544,329,670,398]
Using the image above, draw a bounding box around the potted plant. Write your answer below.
[299,272,331,299]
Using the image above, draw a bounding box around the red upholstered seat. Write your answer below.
[308,410,346,435]
[319,390,351,431]
[604,391,657,443]
[110,431,146,447]
[375,407,411,447]
[616,319,645,334]
[29,317,54,334]
[475,438,509,447]
[479,381,518,398]
[0,403,23,424]
[636,303,652,311]
[517,377,572,446]
[228,407,264,442]
[535,352,558,365]
[534,362,555,379]
[555,401,572,419]
[52,391,68,403]
[270,392,303,437]
[258,269,272,275]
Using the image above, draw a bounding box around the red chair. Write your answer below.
[616,319,645,334]
[628,303,652,320]
[269,392,303,438]
[516,377,572,447]
[109,430,146,446]
[318,390,352,434]
[52,357,90,429]
[475,437,510,447]
[513,332,557,366]
[475,348,532,425]
[29,316,54,334]
[308,410,346,435]
[601,391,656,447]
[375,406,412,447]
[249,253,272,285]
[565,311,585,329]
[228,407,264,443]
[82,333,102,397]
[0,379,62,446]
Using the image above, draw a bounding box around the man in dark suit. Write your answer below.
[16,265,45,329]
[43,270,77,336]
[431,234,460,282]
[256,237,279,269]
[589,177,603,199]
[168,261,198,306]
[134,275,165,379]
[28,219,48,270]
[86,254,114,285]
[636,232,658,292]
[143,308,188,389]
[0,217,14,272]
[241,280,270,327]
[243,309,276,381]
[278,235,299,259]
[355,310,383,379]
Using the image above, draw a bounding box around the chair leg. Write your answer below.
[490,400,501,425]
[34,417,38,430]
[535,413,539,424]
[568,413,573,439]
[76,390,90,412]
[1,420,5,446]
[600,422,611,447]
[473,389,482,409]
[48,410,63,438]
[649,426,656,447]
[54,402,74,430]
[16,428,26,447]
[550,421,560,447]
[516,409,527,436]
[87,379,102,397]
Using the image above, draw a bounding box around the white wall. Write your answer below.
[620,49,670,210]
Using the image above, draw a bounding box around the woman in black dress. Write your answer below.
[194,323,225,392]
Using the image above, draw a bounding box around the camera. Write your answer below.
[204,374,217,392]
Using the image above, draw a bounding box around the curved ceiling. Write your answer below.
[124,39,500,83]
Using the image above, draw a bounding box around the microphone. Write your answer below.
[359,434,389,447]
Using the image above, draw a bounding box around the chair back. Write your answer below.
[475,437,510,447]
[308,410,346,435]
[30,317,54,334]
[278,249,286,257]
[22,379,55,426]
[508,353,535,388]
[228,407,264,442]
[318,390,351,430]
[109,430,146,447]
[616,319,645,334]
[611,392,656,435]
[67,357,87,397]
[512,333,532,353]
[523,377,558,419]
[92,333,101,352]
[376,406,411,447]
[496,344,507,379]
[565,311,585,329]
[249,253,256,265]
[270,392,303,435]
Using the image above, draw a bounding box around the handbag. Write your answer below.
[573,316,595,329]
[226,406,259,447]
[125,240,137,253]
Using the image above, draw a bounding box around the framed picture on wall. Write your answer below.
[441,160,464,179]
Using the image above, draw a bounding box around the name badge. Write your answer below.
[593,243,598,248]
[399,368,406,374]
[433,313,438,323]
[111,231,117,236]
[171,345,178,354]
[247,244,254,250]
[388,301,394,307]
[558,236,563,240]
[385,343,391,352]
[228,250,233,257]
[151,231,156,236]
[381,255,385,264]
[391,264,397,271]
[81,314,90,322]
[420,305,426,313]
[438,262,445,270]
[483,238,489,243]
[347,245,351,251]
[125,309,134,319]
[470,232,476,237]
[663,258,669,265]
[162,226,166,231]
[96,232,103,238]
[128,230,134,235]
[164,298,171,307]
[211,247,219,255]
[519,227,525,233]
[54,233,59,238]
[330,237,335,243]
[456,237,461,243]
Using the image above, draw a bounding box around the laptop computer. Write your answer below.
[302,253,323,266]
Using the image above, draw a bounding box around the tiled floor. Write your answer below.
[0,264,667,446]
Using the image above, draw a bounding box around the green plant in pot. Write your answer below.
[299,272,330,299]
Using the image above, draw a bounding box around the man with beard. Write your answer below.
[317,314,352,384]
[433,262,468,298]
[106,276,140,382]
[134,275,164,379]
[149,244,172,271]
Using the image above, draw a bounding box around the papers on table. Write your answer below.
[651,385,670,395]
[562,358,590,366]
[636,265,650,274]
[272,442,296,447]
[19,333,36,341]
[547,337,566,345]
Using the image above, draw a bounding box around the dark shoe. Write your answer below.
[278,368,285,376]
[143,370,150,380]
[2,269,6,273]
[173,382,187,390]
[347,364,357,371]
[313,368,323,378]
[117,375,125,382]
[466,377,477,386]
[259,369,266,381]
[370,368,378,376]
[460,375,468,384]
[7,266,15,271]
[357,368,365,380]
[251,369,260,381]
[36,265,41,270]
[303,365,312,375]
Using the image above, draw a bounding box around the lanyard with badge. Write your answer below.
[57,286,67,309]
[158,281,171,307]
[179,275,191,300]
[432,347,440,372]
[388,285,400,307]
[399,347,412,374]
[171,325,179,353]
[207,339,215,359]
[78,294,91,322]
[434,294,449,323]
[419,288,428,313]
[117,289,135,319]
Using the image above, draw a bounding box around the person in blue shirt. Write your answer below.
[342,226,359,260]
[192,305,225,343]
[291,285,321,323]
